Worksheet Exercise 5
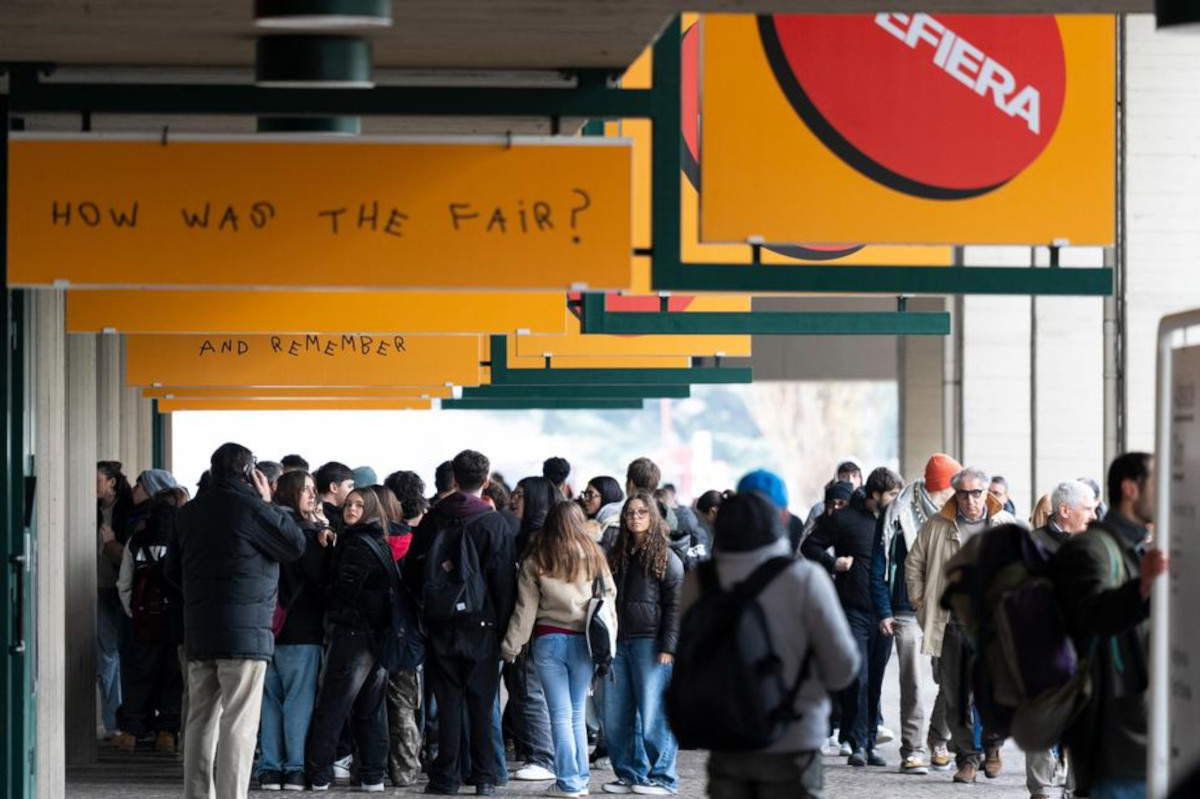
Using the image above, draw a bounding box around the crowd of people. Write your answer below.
[93,444,1167,799]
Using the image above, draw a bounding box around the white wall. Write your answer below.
[1125,14,1200,452]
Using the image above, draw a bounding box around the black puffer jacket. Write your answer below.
[167,479,306,661]
[276,516,334,646]
[611,543,684,654]
[326,521,393,634]
[801,492,878,614]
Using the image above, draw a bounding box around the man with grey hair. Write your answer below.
[906,466,1016,785]
[1021,479,1098,799]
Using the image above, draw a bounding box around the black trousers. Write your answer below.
[116,638,183,735]
[426,646,501,791]
[305,628,389,786]
[840,608,890,754]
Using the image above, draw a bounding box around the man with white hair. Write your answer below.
[1021,480,1098,799]
[906,466,1016,785]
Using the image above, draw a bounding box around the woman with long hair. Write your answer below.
[96,460,135,737]
[602,491,684,796]
[506,475,564,782]
[305,488,394,792]
[502,501,616,798]
[250,471,333,791]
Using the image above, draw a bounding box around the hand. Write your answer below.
[502,652,516,664]
[317,528,336,548]
[252,468,272,502]
[834,556,854,573]
[1140,548,1169,600]
[880,617,895,637]
[99,524,116,544]
[657,652,674,666]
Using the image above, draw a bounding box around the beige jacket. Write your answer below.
[905,495,1015,657]
[501,557,617,661]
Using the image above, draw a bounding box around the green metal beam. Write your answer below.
[442,398,644,411]
[579,294,950,335]
[461,384,689,400]
[151,400,166,470]
[487,336,750,386]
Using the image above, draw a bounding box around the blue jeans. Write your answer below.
[534,634,593,793]
[1091,777,1146,799]
[258,644,321,774]
[603,638,678,792]
[96,588,126,733]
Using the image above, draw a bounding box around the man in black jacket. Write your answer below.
[802,468,901,769]
[1054,453,1168,798]
[403,449,517,796]
[166,442,305,799]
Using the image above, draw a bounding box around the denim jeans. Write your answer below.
[1091,777,1145,799]
[603,638,678,792]
[97,588,126,733]
[534,634,593,793]
[508,650,554,768]
[258,644,321,774]
[841,608,886,754]
[305,629,389,786]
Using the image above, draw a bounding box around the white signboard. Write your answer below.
[1167,344,1200,792]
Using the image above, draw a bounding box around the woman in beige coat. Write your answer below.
[502,501,617,799]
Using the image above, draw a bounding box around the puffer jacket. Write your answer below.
[904,494,1015,657]
[327,521,393,634]
[167,479,306,662]
[611,542,684,654]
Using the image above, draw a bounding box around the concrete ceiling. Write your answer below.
[0,1,1153,72]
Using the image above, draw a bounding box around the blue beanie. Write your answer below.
[351,466,378,488]
[137,469,178,497]
[736,469,789,509]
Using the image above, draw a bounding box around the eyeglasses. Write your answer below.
[955,489,985,499]
[581,489,600,500]
[624,508,650,519]
[511,490,525,500]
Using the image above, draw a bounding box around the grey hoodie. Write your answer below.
[680,537,860,753]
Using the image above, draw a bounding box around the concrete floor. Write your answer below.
[66,657,1060,798]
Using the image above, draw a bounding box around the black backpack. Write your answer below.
[666,556,812,751]
[131,543,170,644]
[421,513,489,625]
[360,534,426,672]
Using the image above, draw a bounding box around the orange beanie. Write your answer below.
[924,454,963,492]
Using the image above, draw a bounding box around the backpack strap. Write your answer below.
[731,556,795,601]
[362,534,403,593]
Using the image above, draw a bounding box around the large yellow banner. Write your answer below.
[143,386,455,400]
[159,399,435,412]
[700,14,1114,246]
[9,136,633,290]
[515,311,750,358]
[68,290,568,335]
[126,334,483,387]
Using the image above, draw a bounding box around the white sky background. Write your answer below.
[171,382,898,514]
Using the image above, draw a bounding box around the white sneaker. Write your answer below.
[631,786,673,796]
[875,725,896,744]
[602,782,633,794]
[515,765,556,781]
[545,788,588,798]
[358,784,385,793]
[310,784,330,792]
[838,741,853,757]
[333,755,353,783]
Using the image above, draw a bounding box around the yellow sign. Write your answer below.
[515,310,750,358]
[9,136,633,290]
[699,14,1114,245]
[617,34,951,269]
[159,399,434,412]
[126,334,482,387]
[68,290,568,335]
[143,386,454,400]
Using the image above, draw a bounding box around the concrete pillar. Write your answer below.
[119,381,142,480]
[31,289,66,799]
[137,394,154,474]
[65,334,98,765]
[899,297,946,481]
[96,334,122,462]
